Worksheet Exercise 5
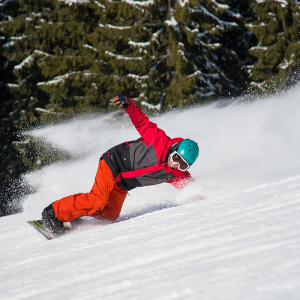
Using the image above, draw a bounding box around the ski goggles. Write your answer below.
[169,151,190,172]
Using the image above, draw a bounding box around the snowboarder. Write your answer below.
[42,95,199,235]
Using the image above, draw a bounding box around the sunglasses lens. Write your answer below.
[172,153,189,171]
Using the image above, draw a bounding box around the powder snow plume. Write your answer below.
[22,85,300,219]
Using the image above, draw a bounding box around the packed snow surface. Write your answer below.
[1,85,300,299]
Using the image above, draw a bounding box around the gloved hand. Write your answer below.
[111,94,130,108]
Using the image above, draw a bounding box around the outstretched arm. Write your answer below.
[111,94,171,147]
[126,100,169,146]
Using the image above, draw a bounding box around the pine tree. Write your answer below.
[94,0,254,109]
[2,0,257,121]
[160,0,255,106]
[247,0,300,94]
[0,0,29,216]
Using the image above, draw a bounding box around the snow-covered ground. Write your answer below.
[1,86,300,299]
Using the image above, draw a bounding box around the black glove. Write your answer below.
[111,94,130,108]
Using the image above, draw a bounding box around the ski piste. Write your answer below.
[27,220,54,240]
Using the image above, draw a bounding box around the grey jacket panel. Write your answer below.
[129,140,158,170]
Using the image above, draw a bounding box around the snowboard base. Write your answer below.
[27,220,55,240]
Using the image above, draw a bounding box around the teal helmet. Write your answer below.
[177,139,199,166]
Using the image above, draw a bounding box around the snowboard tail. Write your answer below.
[27,220,55,240]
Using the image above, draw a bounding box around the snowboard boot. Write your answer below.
[42,204,66,236]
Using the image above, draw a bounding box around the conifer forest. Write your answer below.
[0,0,299,216]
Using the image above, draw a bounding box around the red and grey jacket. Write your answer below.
[102,100,192,191]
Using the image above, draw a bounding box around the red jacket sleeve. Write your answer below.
[125,100,170,145]
[125,100,172,162]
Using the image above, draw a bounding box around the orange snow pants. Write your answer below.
[52,159,127,222]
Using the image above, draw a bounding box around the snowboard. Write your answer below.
[27,220,55,240]
[27,218,85,240]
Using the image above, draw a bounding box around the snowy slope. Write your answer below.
[1,86,300,299]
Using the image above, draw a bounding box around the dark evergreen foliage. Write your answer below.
[247,0,300,93]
